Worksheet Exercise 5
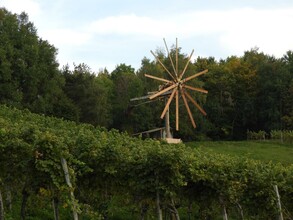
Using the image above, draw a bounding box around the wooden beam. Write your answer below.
[160,87,177,119]
[150,50,176,81]
[179,49,194,80]
[185,91,207,116]
[181,69,208,83]
[163,38,177,77]
[149,83,177,100]
[145,74,172,83]
[183,84,208,94]
[176,38,178,75]
[176,89,179,131]
[180,88,196,128]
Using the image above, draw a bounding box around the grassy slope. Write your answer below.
[186,141,293,165]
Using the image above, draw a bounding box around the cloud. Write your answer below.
[87,7,293,57]
[39,28,91,46]
[1,0,41,19]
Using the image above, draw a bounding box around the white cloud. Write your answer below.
[39,28,91,46]
[1,0,41,19]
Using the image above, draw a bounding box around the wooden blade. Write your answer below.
[160,87,177,119]
[184,91,207,116]
[150,50,176,81]
[180,88,196,128]
[181,69,208,83]
[183,84,208,94]
[176,89,179,131]
[179,49,194,80]
[145,74,172,83]
[176,38,178,75]
[149,83,177,100]
[163,38,177,77]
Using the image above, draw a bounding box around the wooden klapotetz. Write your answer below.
[145,38,208,131]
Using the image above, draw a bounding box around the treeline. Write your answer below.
[0,8,293,140]
[1,105,293,219]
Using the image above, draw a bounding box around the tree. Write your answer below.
[62,64,113,127]
[111,64,144,132]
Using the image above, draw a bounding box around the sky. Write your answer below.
[1,0,293,72]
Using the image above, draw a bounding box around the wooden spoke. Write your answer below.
[176,38,178,75]
[176,89,179,131]
[145,74,172,83]
[181,69,208,83]
[179,49,194,80]
[183,84,208,94]
[180,87,196,128]
[163,38,177,77]
[160,87,177,119]
[150,50,176,81]
[184,91,207,116]
[149,83,177,100]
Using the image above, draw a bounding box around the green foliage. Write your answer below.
[1,105,293,219]
[247,130,266,140]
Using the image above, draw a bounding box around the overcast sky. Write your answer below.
[1,0,293,72]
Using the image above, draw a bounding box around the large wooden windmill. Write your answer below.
[145,38,208,131]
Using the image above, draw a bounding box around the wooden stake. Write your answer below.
[61,158,78,220]
[274,185,284,220]
[0,188,4,220]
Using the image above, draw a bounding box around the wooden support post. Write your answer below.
[0,188,4,220]
[61,158,78,220]
[156,190,163,220]
[274,185,284,220]
[219,196,228,220]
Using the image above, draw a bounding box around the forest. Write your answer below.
[0,8,292,141]
[0,7,293,220]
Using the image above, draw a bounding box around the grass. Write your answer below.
[186,140,293,165]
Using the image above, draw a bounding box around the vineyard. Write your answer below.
[0,105,293,220]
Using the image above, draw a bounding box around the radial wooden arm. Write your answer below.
[185,91,207,116]
[149,83,177,100]
[160,87,177,119]
[175,89,179,131]
[180,87,196,128]
[163,38,177,77]
[181,69,208,83]
[183,84,208,94]
[144,74,172,83]
[150,50,176,81]
[179,49,194,80]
